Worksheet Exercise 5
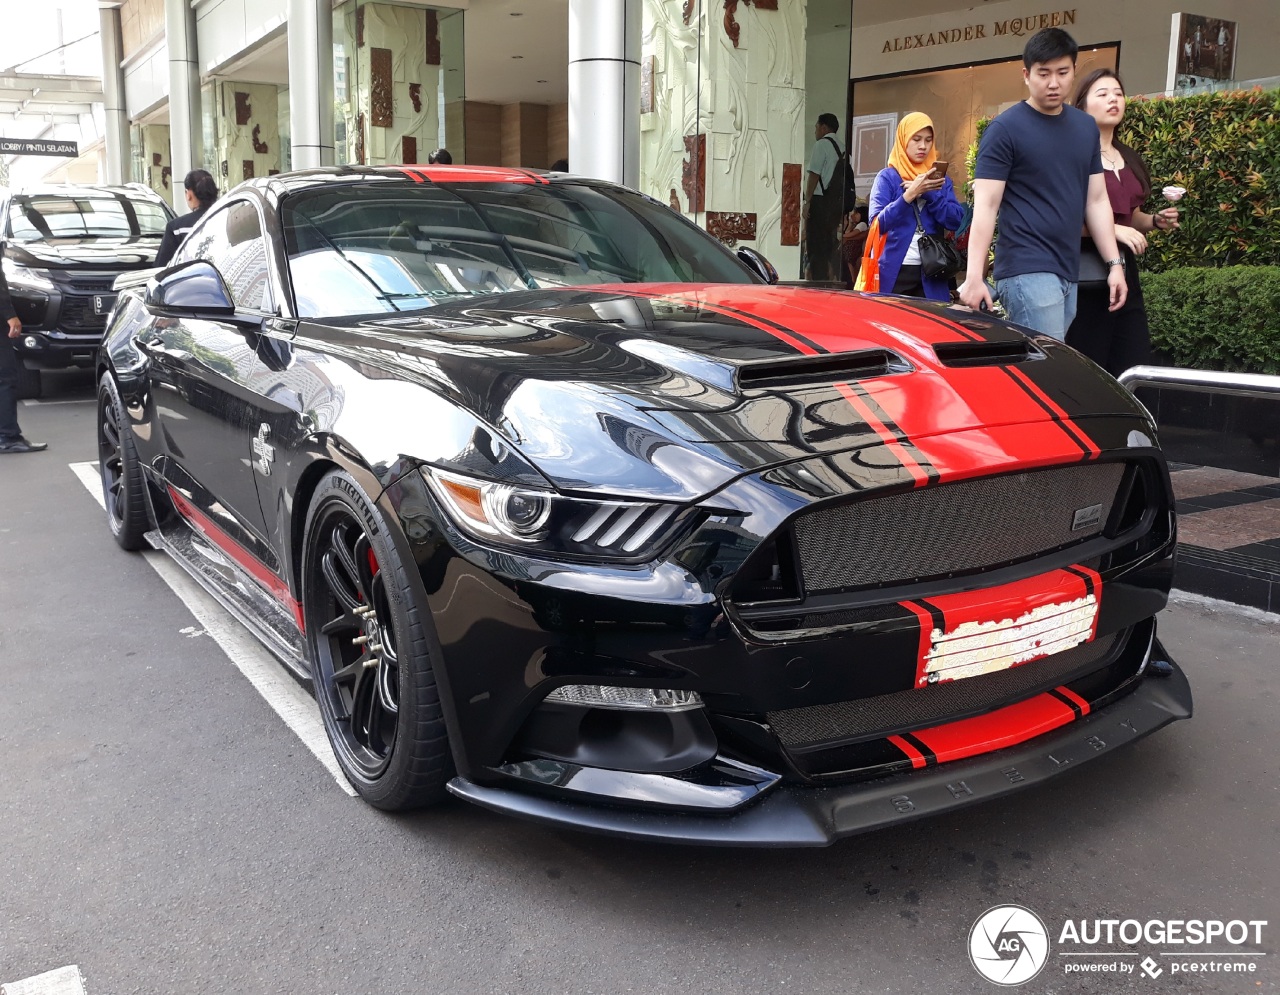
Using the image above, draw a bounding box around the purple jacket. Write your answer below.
[868,166,966,301]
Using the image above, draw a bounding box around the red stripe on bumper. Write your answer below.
[910,692,1078,764]
[888,734,929,769]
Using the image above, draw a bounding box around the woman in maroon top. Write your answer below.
[1066,69,1181,376]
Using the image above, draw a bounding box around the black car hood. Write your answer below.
[6,237,164,269]
[311,285,1144,500]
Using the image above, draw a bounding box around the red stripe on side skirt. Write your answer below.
[888,734,929,769]
[167,487,305,632]
[910,692,1078,764]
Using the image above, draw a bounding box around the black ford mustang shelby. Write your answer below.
[96,165,1191,846]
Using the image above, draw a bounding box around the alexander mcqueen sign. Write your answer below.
[882,8,1077,53]
[0,138,79,156]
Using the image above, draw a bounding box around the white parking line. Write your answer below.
[1,964,87,995]
[69,462,357,797]
[20,398,95,406]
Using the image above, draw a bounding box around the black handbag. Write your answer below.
[1078,238,1110,286]
[912,202,963,280]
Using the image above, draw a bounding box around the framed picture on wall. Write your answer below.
[1167,12,1238,91]
[850,113,897,204]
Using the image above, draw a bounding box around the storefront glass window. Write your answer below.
[639,0,853,280]
[850,46,1118,194]
[332,1,466,166]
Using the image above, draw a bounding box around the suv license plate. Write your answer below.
[93,294,116,315]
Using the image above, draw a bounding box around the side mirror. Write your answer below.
[737,246,778,285]
[144,260,236,318]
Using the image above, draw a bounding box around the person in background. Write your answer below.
[867,113,965,300]
[802,112,845,281]
[958,28,1128,338]
[549,158,569,172]
[428,148,453,165]
[0,245,47,454]
[154,169,219,267]
[1065,68,1180,377]
[841,204,869,289]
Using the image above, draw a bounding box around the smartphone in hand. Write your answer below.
[931,160,950,178]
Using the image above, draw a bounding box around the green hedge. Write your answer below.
[1143,265,1280,373]
[967,88,1280,273]
[1122,88,1280,273]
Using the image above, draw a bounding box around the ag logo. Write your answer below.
[969,905,1050,985]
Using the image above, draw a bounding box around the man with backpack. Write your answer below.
[803,112,850,282]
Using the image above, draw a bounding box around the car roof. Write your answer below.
[243,163,613,198]
[6,182,169,203]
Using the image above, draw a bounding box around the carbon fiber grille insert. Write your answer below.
[793,462,1127,593]
[768,631,1122,750]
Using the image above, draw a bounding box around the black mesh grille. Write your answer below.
[59,275,116,292]
[58,295,109,332]
[768,631,1122,749]
[793,462,1127,593]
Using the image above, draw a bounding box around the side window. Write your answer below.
[175,201,274,312]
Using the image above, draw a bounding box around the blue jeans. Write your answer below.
[996,272,1078,341]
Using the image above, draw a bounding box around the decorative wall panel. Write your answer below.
[338,3,465,166]
[682,134,705,214]
[706,211,757,245]
[370,47,394,127]
[425,10,441,66]
[138,124,172,206]
[781,162,801,246]
[215,82,281,189]
[641,0,807,272]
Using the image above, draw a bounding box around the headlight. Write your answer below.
[422,467,692,561]
[1,259,55,293]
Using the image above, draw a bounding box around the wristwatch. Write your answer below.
[1105,257,1124,267]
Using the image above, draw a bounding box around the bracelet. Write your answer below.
[1106,257,1124,267]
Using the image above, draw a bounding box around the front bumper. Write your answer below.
[13,327,104,368]
[447,651,1191,847]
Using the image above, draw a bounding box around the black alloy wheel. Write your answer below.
[97,372,149,550]
[302,470,451,809]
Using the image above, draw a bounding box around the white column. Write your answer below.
[288,0,336,169]
[164,0,201,180]
[99,5,130,185]
[568,0,640,187]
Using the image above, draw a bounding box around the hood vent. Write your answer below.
[737,349,910,390]
[933,340,1040,367]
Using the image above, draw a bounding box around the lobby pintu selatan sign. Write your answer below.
[0,138,78,156]
[882,8,1077,53]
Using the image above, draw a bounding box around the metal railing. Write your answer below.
[1118,365,1280,399]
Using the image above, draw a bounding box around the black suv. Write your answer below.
[2,183,174,398]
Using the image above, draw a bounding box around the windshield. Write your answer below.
[8,193,170,242]
[281,181,757,318]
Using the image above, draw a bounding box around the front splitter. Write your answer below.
[447,661,1192,847]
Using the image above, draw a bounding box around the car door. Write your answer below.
[140,198,281,573]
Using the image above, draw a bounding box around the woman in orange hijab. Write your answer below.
[865,112,965,300]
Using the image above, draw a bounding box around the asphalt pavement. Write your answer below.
[0,371,1276,995]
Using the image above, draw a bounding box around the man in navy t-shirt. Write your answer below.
[958,29,1128,339]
